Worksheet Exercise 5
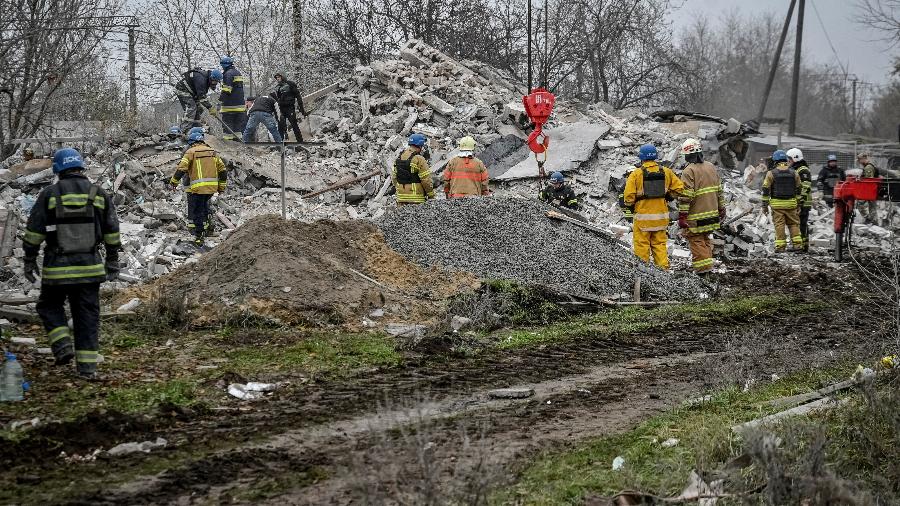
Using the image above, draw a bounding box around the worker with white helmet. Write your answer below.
[442,136,490,198]
[677,138,725,275]
[786,148,812,252]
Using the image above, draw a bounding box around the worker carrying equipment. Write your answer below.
[392,134,435,205]
[169,131,227,249]
[539,172,579,210]
[218,56,246,141]
[443,136,490,198]
[174,67,221,134]
[22,147,121,380]
[762,150,803,252]
[677,138,725,274]
[786,148,812,252]
[817,154,846,208]
[623,144,684,270]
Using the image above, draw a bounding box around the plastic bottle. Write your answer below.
[1,352,24,402]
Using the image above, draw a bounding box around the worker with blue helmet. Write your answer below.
[762,149,803,252]
[174,67,221,134]
[539,171,578,210]
[392,134,435,205]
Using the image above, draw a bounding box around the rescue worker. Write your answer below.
[174,67,222,134]
[762,150,803,252]
[272,71,305,142]
[786,148,813,252]
[443,136,489,198]
[623,144,684,270]
[218,56,246,141]
[391,134,434,205]
[169,130,227,248]
[242,94,283,143]
[677,138,725,275]
[858,152,881,224]
[176,127,215,236]
[22,148,120,380]
[816,154,845,208]
[539,172,579,210]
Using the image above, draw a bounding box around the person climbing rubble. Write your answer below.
[392,133,434,205]
[174,67,221,134]
[242,94,283,143]
[762,150,803,253]
[218,56,246,141]
[539,172,579,210]
[817,154,845,208]
[677,138,725,275]
[169,130,227,249]
[443,136,490,198]
[272,71,305,142]
[623,144,684,270]
[22,148,121,381]
[787,148,812,252]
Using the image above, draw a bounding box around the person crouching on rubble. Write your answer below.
[623,144,684,270]
[392,134,435,205]
[539,172,579,209]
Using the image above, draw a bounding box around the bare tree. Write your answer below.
[855,0,900,46]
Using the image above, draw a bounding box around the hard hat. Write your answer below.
[827,154,838,162]
[210,69,223,81]
[857,151,869,159]
[188,130,205,143]
[550,171,564,183]
[169,126,180,135]
[786,148,804,163]
[408,133,427,147]
[220,56,234,68]
[188,126,204,136]
[52,147,84,174]
[23,147,34,156]
[772,150,788,162]
[274,70,286,78]
[638,144,658,161]
[681,138,702,155]
[457,136,476,152]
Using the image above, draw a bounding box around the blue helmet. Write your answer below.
[772,150,788,162]
[210,69,223,81]
[52,147,84,174]
[220,56,234,68]
[188,126,204,136]
[408,133,427,147]
[169,125,180,135]
[638,144,658,161]
[550,171,564,183]
[188,130,205,143]
[827,154,838,161]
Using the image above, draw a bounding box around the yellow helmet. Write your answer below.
[457,136,476,152]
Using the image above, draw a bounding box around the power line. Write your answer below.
[809,0,849,76]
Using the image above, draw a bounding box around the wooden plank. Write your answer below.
[301,169,381,199]
[545,210,628,248]
[766,379,858,409]
[732,397,849,434]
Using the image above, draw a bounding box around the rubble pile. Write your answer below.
[377,197,706,301]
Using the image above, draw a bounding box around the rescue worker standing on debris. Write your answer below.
[169,130,227,248]
[218,56,246,141]
[443,136,489,198]
[858,152,881,224]
[787,148,812,252]
[817,154,845,208]
[392,134,434,205]
[539,172,579,210]
[22,148,121,380]
[677,139,725,275]
[762,150,803,252]
[174,67,221,134]
[624,144,684,270]
[273,71,305,142]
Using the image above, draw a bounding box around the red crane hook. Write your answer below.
[523,87,555,155]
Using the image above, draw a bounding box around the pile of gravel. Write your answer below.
[376,197,706,301]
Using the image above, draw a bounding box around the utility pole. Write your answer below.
[291,0,303,79]
[127,25,137,124]
[788,0,805,135]
[756,0,796,124]
[851,77,858,134]
[527,0,533,91]
[543,0,548,88]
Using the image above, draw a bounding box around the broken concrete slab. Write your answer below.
[488,388,535,399]
[495,122,611,180]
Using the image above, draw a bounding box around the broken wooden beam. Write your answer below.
[302,169,381,200]
[545,210,629,248]
[732,397,849,434]
[765,378,858,409]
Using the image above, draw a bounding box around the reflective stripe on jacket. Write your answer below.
[762,164,801,209]
[443,156,489,198]
[171,142,227,195]
[623,161,684,232]
[792,162,813,208]
[539,185,578,209]
[678,161,724,234]
[219,66,246,110]
[392,148,434,204]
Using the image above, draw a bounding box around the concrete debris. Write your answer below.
[488,388,535,399]
[106,437,168,457]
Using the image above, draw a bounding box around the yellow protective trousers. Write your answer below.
[771,208,802,251]
[633,229,669,270]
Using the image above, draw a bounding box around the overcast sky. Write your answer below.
[668,0,898,87]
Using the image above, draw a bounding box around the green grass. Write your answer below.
[106,379,199,413]
[495,363,859,505]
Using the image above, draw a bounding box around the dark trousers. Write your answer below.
[185,192,214,233]
[221,112,247,141]
[278,105,303,142]
[177,94,202,133]
[800,206,810,248]
[189,193,212,239]
[36,283,100,373]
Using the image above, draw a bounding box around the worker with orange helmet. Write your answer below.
[677,138,725,275]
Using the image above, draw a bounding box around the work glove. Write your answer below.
[719,208,726,222]
[105,259,120,282]
[209,107,218,117]
[23,258,39,283]
[678,212,689,229]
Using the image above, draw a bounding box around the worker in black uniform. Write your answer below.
[816,154,846,208]
[22,148,120,380]
[539,171,579,210]
[174,67,222,134]
[272,71,306,142]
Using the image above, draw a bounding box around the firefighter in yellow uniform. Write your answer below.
[169,130,226,249]
[443,136,490,198]
[762,150,803,252]
[392,133,435,205]
[677,138,726,274]
[624,144,684,270]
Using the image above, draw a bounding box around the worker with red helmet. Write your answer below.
[677,138,725,275]
[762,150,803,252]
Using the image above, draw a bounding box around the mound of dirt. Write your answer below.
[157,215,477,326]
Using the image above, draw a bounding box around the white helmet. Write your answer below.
[681,138,702,155]
[786,148,803,163]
